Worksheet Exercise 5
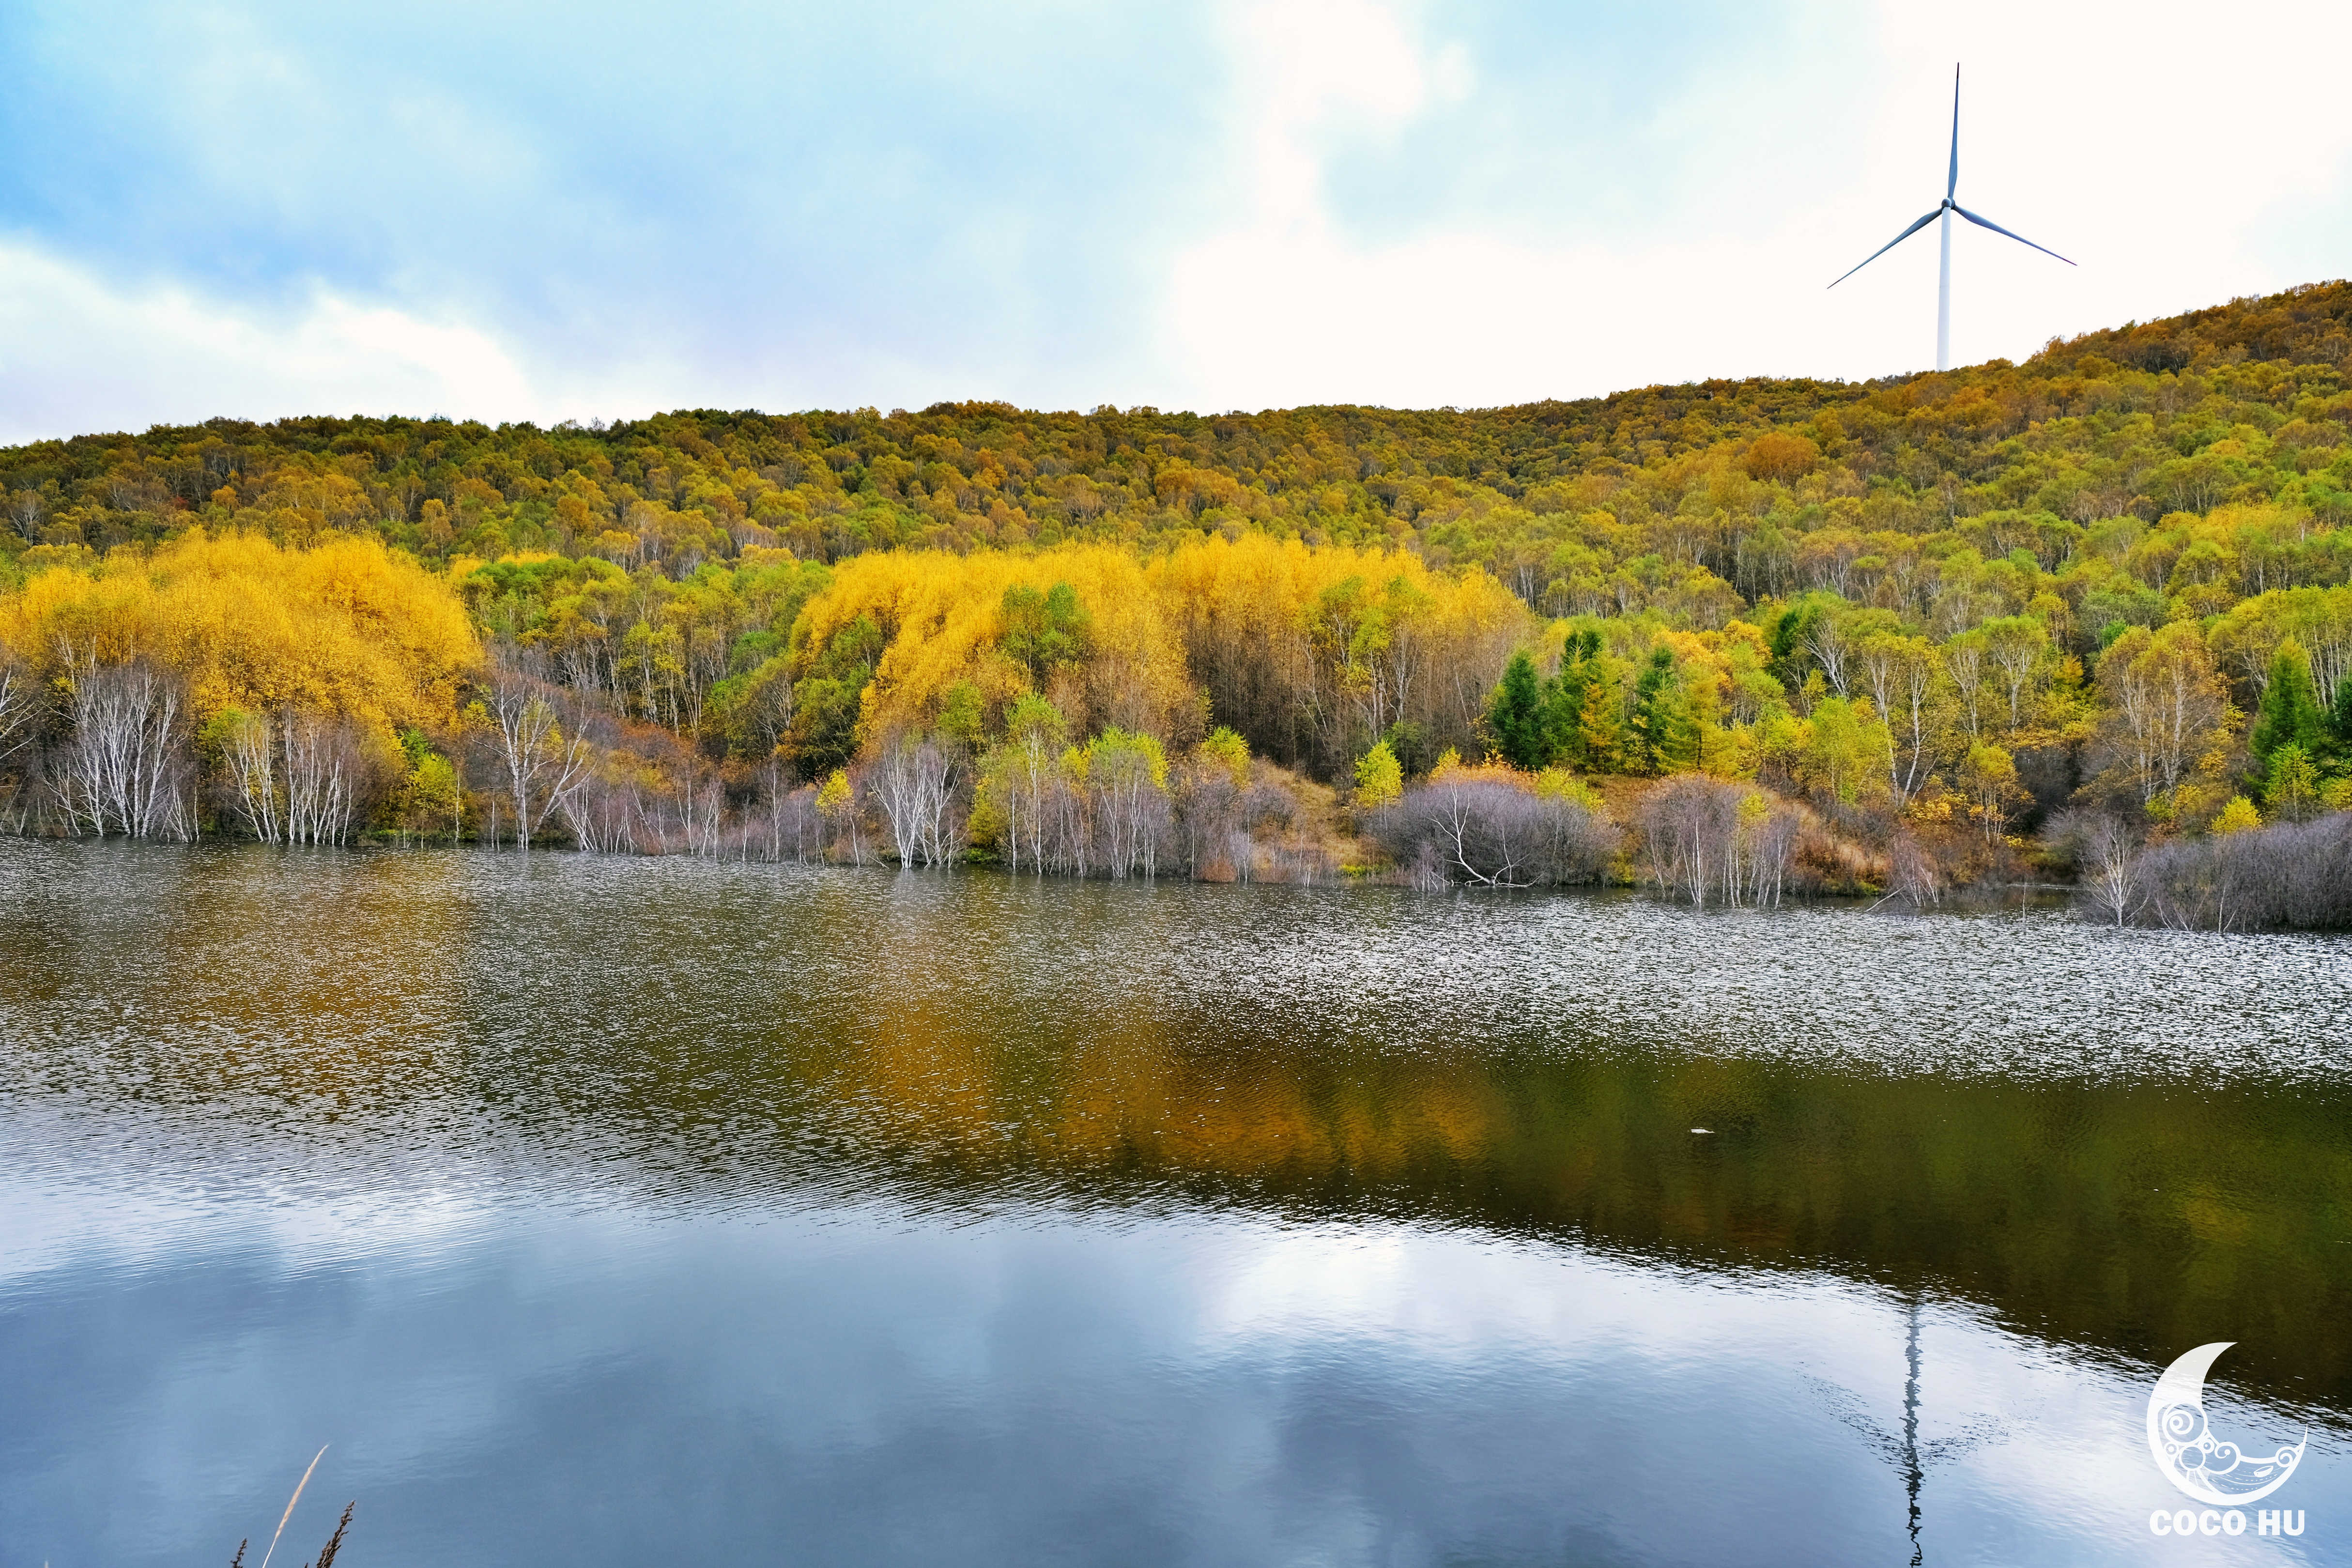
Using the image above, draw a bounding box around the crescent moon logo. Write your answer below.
[2146,1342,2307,1506]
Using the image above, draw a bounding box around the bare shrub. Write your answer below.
[2043,811,2143,927]
[1171,766,1337,883]
[863,731,967,868]
[220,711,368,845]
[0,655,32,770]
[665,769,728,858]
[0,654,36,830]
[988,746,1049,872]
[1170,757,1243,877]
[1085,730,1169,878]
[280,718,365,845]
[751,762,830,862]
[2134,814,2352,931]
[1037,767,1089,875]
[480,648,600,848]
[51,652,195,841]
[1883,830,1941,910]
[557,769,647,854]
[1368,778,1616,888]
[984,730,1194,880]
[1634,775,1799,907]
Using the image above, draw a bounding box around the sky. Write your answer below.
[0,0,2347,443]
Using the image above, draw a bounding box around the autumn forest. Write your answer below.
[3,281,2352,927]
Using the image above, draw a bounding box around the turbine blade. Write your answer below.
[1947,64,1960,200]
[1827,209,1943,289]
[1952,204,2075,267]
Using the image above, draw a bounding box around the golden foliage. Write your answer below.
[1742,431,1819,482]
[6,282,2350,825]
[770,533,1533,778]
[2213,795,2263,834]
[1147,532,1529,767]
[0,530,478,742]
[792,544,1196,748]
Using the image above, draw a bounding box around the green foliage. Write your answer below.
[9,281,2346,607]
[1086,726,1167,789]
[1485,651,1547,769]
[935,680,986,751]
[1007,691,1071,750]
[1199,725,1250,787]
[1543,628,1602,767]
[2264,743,2323,820]
[1353,740,1403,808]
[1380,720,1433,778]
[1577,665,1624,774]
[1797,696,1893,808]
[195,707,248,771]
[398,751,462,838]
[2253,638,2327,770]
[14,281,2352,817]
[1532,767,1604,811]
[785,611,884,775]
[1628,647,1698,775]
[1767,593,1840,692]
[1956,739,2023,839]
[709,653,796,759]
[389,723,462,839]
[1486,628,1638,774]
[1001,580,1091,687]
[815,769,853,816]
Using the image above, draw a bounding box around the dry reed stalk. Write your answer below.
[257,1445,328,1568]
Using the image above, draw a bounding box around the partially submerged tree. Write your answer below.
[51,650,193,842]
[483,650,594,849]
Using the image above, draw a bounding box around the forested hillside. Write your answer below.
[7,280,2350,586]
[2,281,2350,924]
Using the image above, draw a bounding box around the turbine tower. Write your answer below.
[1829,65,2074,371]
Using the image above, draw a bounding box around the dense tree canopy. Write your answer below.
[6,280,2346,599]
[1,281,2349,912]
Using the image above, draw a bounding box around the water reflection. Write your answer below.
[1,842,2347,1566]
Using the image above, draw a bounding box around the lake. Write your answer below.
[2,841,2347,1566]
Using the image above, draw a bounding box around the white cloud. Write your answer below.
[1163,0,2352,410]
[0,239,549,441]
[7,0,2350,433]
[0,231,1075,440]
[1222,0,1463,224]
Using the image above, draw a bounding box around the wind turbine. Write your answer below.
[1829,65,2074,371]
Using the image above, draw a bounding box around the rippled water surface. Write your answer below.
[2,841,2348,1566]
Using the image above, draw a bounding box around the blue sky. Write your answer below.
[1,0,2346,441]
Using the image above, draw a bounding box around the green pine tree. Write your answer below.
[2252,637,2327,773]
[1629,647,1696,775]
[2265,743,2322,822]
[2327,671,2352,771]
[1578,665,1624,774]
[1486,650,1549,769]
[1542,636,1598,767]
